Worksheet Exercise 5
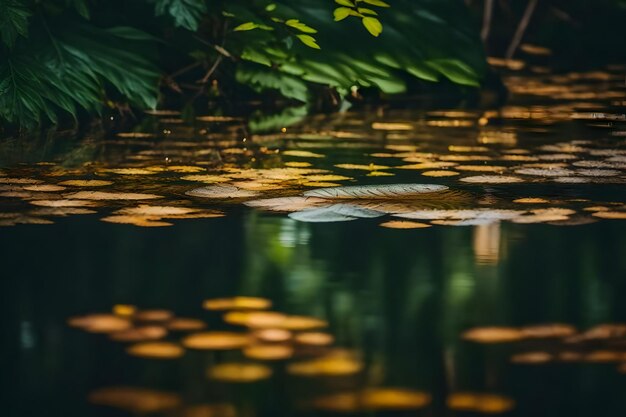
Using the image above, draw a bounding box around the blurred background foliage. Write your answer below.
[1,0,625,131]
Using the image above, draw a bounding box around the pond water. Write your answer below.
[3,68,626,417]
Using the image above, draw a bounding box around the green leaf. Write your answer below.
[296,34,320,49]
[285,19,317,34]
[233,22,259,31]
[0,0,31,47]
[66,0,90,19]
[241,47,272,67]
[425,59,480,86]
[0,21,160,128]
[361,0,390,7]
[334,7,352,21]
[357,8,378,16]
[362,17,383,37]
[335,0,355,6]
[265,3,277,12]
[152,0,207,31]
[236,64,309,103]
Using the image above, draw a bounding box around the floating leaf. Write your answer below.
[126,342,185,359]
[59,180,113,187]
[462,327,524,343]
[65,191,162,200]
[303,184,448,199]
[203,297,271,311]
[186,185,259,199]
[245,196,327,212]
[89,387,181,414]
[183,332,251,350]
[208,363,272,382]
[282,150,325,158]
[447,393,515,414]
[422,170,459,177]
[380,220,431,229]
[243,344,294,360]
[110,326,167,342]
[460,175,524,184]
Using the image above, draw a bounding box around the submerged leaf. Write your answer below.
[288,204,384,222]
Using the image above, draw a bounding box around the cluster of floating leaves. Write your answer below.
[462,323,626,373]
[1,66,626,227]
[71,296,518,415]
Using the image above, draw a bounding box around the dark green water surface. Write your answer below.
[2,69,626,417]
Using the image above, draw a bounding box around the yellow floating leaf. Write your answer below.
[294,332,334,346]
[66,191,162,200]
[59,180,113,187]
[166,318,207,331]
[397,162,457,170]
[180,175,230,183]
[23,184,66,192]
[288,351,363,377]
[110,326,167,342]
[99,168,158,175]
[253,328,292,343]
[89,387,181,414]
[203,297,272,311]
[166,165,205,173]
[208,363,272,382]
[380,221,431,229]
[285,161,313,168]
[30,199,99,207]
[455,165,506,172]
[447,392,515,413]
[282,150,325,158]
[243,344,294,360]
[127,342,185,359]
[68,314,131,333]
[592,211,626,219]
[422,170,459,177]
[511,351,553,364]
[182,332,251,350]
[367,171,394,177]
[513,198,550,204]
[306,174,352,181]
[134,309,174,322]
[101,216,173,227]
[335,163,390,171]
[302,181,341,187]
[371,122,413,130]
[462,327,524,343]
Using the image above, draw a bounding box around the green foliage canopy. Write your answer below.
[0,0,487,130]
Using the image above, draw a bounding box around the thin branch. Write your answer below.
[200,55,224,84]
[192,35,234,60]
[170,61,202,79]
[481,0,495,41]
[506,0,539,59]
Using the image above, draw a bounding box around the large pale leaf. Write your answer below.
[303,184,449,199]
